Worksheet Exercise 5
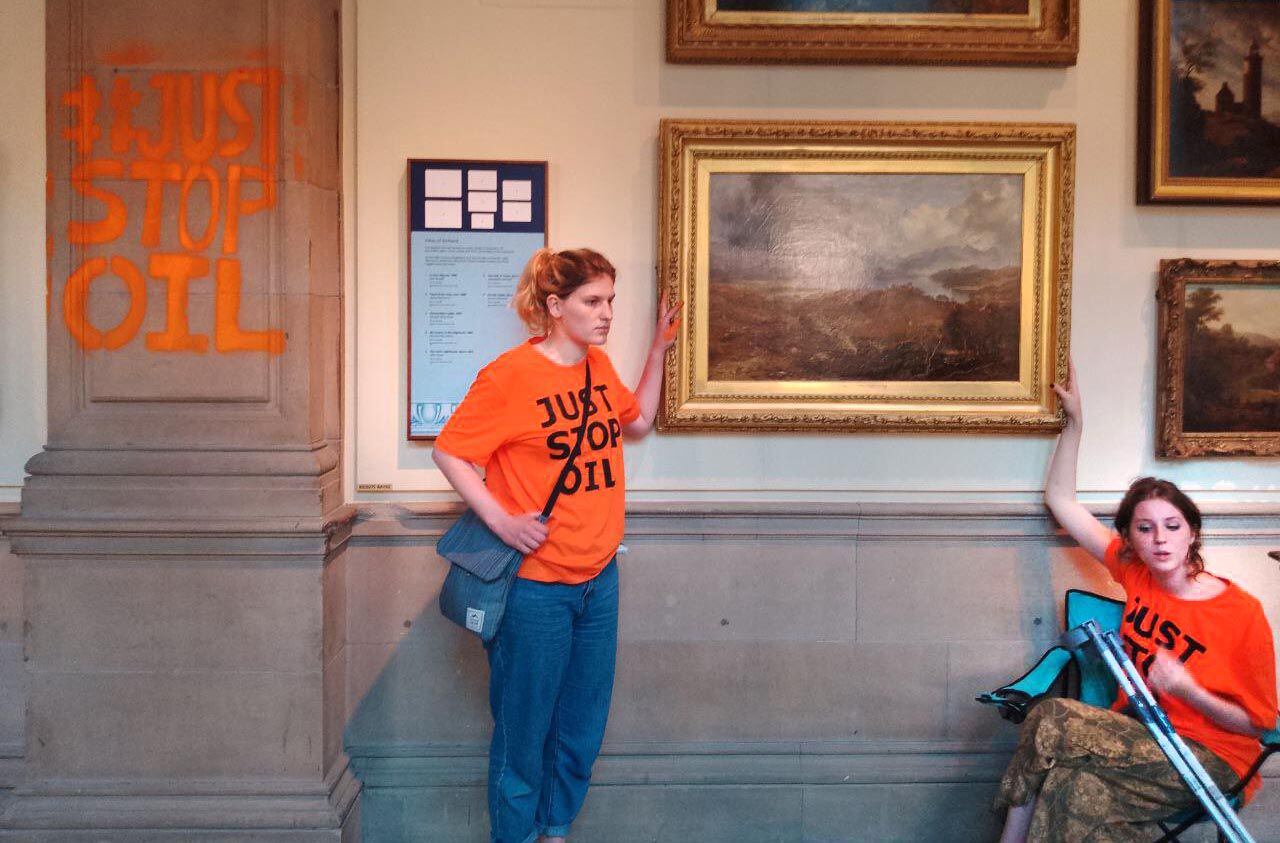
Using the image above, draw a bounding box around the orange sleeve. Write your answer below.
[1101,534,1128,584]
[434,362,513,466]
[1231,602,1278,733]
[596,351,640,424]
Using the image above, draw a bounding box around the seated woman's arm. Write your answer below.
[1148,650,1265,738]
[1045,362,1114,562]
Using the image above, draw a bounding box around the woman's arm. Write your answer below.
[432,447,548,554]
[1148,650,1264,738]
[1045,361,1114,561]
[623,297,682,438]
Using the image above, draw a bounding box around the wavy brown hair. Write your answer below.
[1113,476,1205,576]
[512,248,616,336]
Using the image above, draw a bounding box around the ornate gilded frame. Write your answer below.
[666,0,1078,66]
[657,119,1075,433]
[1156,259,1280,457]
[1139,0,1280,204]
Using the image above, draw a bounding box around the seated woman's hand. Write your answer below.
[1146,649,1199,700]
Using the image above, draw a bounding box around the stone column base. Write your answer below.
[0,758,360,842]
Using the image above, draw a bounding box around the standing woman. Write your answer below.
[433,247,679,843]
[995,363,1277,843]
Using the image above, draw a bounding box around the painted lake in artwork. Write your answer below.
[707,172,1025,383]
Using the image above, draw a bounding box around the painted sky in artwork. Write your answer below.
[716,1,1030,12]
[1194,285,1280,341]
[708,172,1024,299]
[1172,0,1280,124]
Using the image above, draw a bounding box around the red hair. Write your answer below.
[512,248,616,335]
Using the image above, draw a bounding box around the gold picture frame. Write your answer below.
[1139,0,1280,204]
[1156,259,1280,457]
[666,0,1078,66]
[657,119,1075,433]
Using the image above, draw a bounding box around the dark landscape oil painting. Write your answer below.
[707,172,1024,383]
[715,1,1030,12]
[1167,0,1280,179]
[1183,284,1280,432]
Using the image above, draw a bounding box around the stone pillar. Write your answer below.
[0,1,354,839]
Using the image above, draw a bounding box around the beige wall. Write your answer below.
[3,0,1279,503]
[343,504,1280,840]
[348,0,1280,506]
[0,0,46,505]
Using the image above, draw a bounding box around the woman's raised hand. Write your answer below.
[1052,359,1083,428]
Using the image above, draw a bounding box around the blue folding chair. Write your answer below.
[977,589,1280,843]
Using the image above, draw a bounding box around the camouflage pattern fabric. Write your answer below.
[995,698,1237,842]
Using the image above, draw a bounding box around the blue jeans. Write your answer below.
[486,558,618,843]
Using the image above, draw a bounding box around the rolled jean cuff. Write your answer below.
[540,823,571,837]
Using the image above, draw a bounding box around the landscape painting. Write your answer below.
[1183,284,1280,432]
[666,0,1078,65]
[713,1,1031,14]
[657,119,1076,432]
[707,172,1023,383]
[1142,0,1280,202]
[1157,260,1280,456]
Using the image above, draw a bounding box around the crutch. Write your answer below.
[1061,620,1255,843]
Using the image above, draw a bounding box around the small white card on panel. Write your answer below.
[468,170,498,191]
[471,213,495,229]
[424,169,463,198]
[469,191,498,213]
[502,201,532,223]
[502,179,532,201]
[425,200,463,229]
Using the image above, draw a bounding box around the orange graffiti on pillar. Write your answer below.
[62,75,103,156]
[178,73,220,164]
[129,160,183,247]
[108,78,142,154]
[178,164,221,252]
[68,160,127,245]
[215,259,285,354]
[218,70,256,159]
[135,74,178,160]
[260,69,282,167]
[146,253,210,352]
[60,67,288,355]
[223,164,275,255]
[63,256,147,351]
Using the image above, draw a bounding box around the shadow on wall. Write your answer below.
[343,540,494,841]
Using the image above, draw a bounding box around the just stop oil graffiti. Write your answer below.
[55,65,301,354]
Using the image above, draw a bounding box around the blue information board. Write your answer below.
[407,160,548,438]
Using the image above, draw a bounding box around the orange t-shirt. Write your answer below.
[1103,537,1277,801]
[435,340,640,584]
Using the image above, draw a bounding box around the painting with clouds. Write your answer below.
[707,172,1024,382]
[1167,0,1280,178]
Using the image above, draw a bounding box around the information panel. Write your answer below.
[407,159,547,438]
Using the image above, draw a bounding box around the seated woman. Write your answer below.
[996,363,1278,843]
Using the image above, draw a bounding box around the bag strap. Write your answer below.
[540,357,593,520]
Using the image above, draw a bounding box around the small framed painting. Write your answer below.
[1157,259,1280,457]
